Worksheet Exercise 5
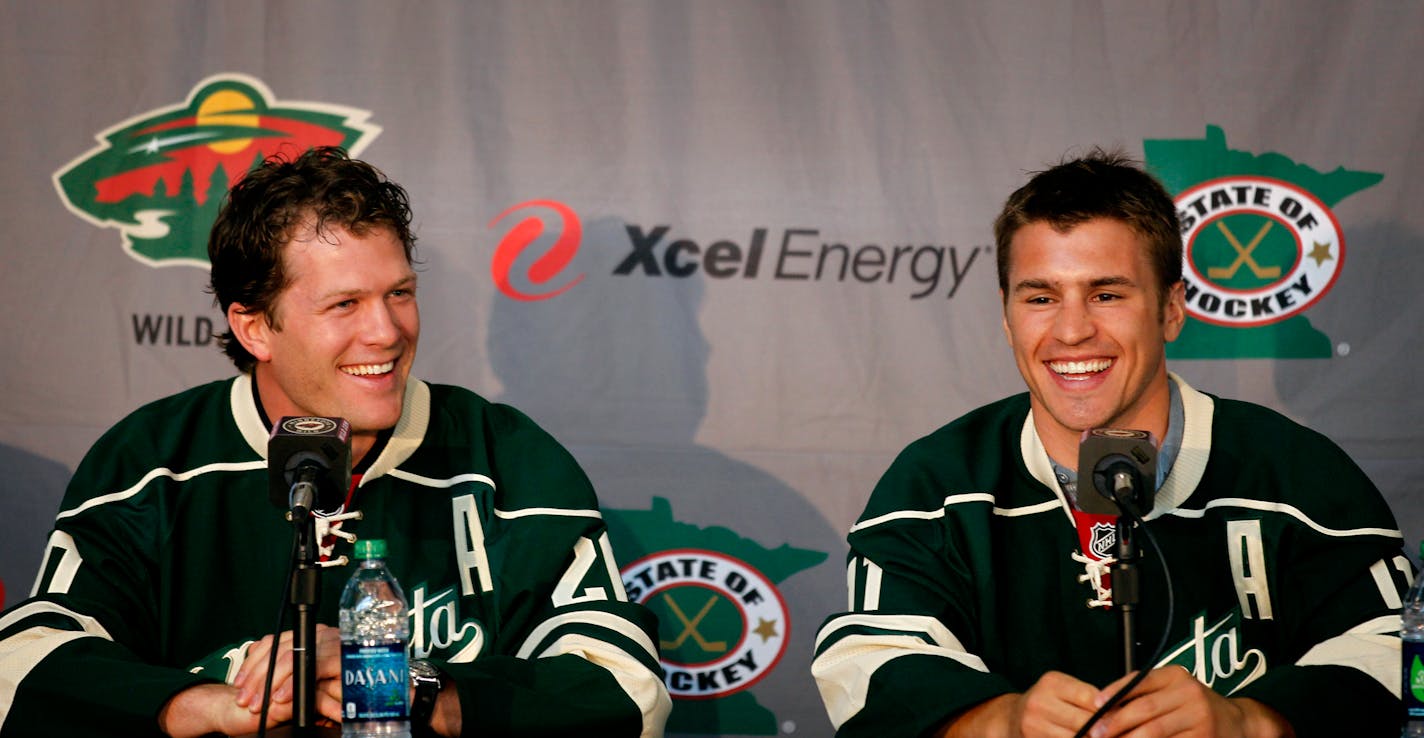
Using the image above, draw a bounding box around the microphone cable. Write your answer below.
[256,530,299,738]
[1071,495,1176,738]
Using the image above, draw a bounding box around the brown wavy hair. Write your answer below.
[207,146,416,372]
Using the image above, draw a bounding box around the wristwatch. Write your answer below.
[408,659,445,737]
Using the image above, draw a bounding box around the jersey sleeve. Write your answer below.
[0,430,216,737]
[811,438,1014,738]
[1226,422,1410,738]
[435,404,670,737]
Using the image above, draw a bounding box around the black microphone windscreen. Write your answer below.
[1076,428,1157,517]
[268,416,352,516]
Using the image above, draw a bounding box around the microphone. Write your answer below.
[1076,428,1157,518]
[268,416,352,520]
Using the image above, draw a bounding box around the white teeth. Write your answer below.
[342,361,395,376]
[1048,359,1112,375]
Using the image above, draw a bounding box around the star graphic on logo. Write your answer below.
[1308,241,1334,267]
[753,618,779,642]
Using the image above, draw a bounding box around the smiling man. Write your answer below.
[812,151,1407,738]
[0,148,669,738]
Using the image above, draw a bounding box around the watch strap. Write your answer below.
[408,659,444,737]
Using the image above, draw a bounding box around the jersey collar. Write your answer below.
[230,373,431,485]
[1020,372,1215,520]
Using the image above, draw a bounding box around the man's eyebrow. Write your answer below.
[1011,278,1054,293]
[314,274,418,303]
[1011,275,1137,293]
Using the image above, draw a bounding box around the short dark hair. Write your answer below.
[993,148,1182,301]
[208,146,416,372]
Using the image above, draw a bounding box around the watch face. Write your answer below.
[409,659,442,680]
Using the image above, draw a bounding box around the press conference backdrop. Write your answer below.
[3,2,1422,735]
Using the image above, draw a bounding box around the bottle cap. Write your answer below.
[354,539,387,560]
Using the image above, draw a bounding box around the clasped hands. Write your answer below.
[159,625,343,737]
[945,666,1293,738]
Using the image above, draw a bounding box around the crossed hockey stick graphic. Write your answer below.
[1207,220,1281,280]
[660,593,729,652]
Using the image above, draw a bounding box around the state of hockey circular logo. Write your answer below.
[281,416,338,434]
[620,549,788,700]
[1175,176,1344,327]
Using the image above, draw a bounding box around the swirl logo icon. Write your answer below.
[489,199,585,301]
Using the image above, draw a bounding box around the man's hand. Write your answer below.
[941,670,1103,738]
[939,667,1294,738]
[158,682,290,738]
[428,681,463,738]
[232,625,344,723]
[1088,666,1294,738]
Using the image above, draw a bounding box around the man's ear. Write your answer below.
[227,303,273,362]
[1000,289,1012,345]
[1162,281,1187,342]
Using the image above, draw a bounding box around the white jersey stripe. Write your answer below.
[0,602,115,730]
[529,633,672,738]
[56,461,266,520]
[386,468,496,489]
[849,493,1059,533]
[515,610,658,662]
[814,612,974,655]
[385,470,601,520]
[495,506,603,520]
[812,632,987,729]
[1296,615,1401,696]
[1164,498,1403,539]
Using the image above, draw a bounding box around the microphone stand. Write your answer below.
[1112,506,1140,673]
[1109,470,1143,674]
[288,479,322,736]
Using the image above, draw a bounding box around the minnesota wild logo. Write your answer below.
[53,74,379,268]
[1145,126,1382,358]
[605,497,827,735]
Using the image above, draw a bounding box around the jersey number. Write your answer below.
[847,556,883,611]
[552,532,627,607]
[32,530,83,596]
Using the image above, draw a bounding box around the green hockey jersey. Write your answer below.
[812,375,1409,738]
[0,375,670,737]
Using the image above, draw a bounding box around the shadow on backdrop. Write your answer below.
[488,216,841,737]
[0,444,71,610]
[1270,221,1424,554]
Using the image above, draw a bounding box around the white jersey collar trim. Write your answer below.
[229,373,431,484]
[1156,373,1213,515]
[1018,372,1214,521]
[1020,410,1077,526]
[362,377,429,484]
[232,373,269,458]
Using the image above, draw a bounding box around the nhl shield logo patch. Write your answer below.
[1089,522,1116,559]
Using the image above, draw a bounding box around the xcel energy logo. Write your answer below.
[488,201,987,302]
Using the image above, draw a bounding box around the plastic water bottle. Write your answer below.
[339,539,412,738]
[1404,541,1424,737]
